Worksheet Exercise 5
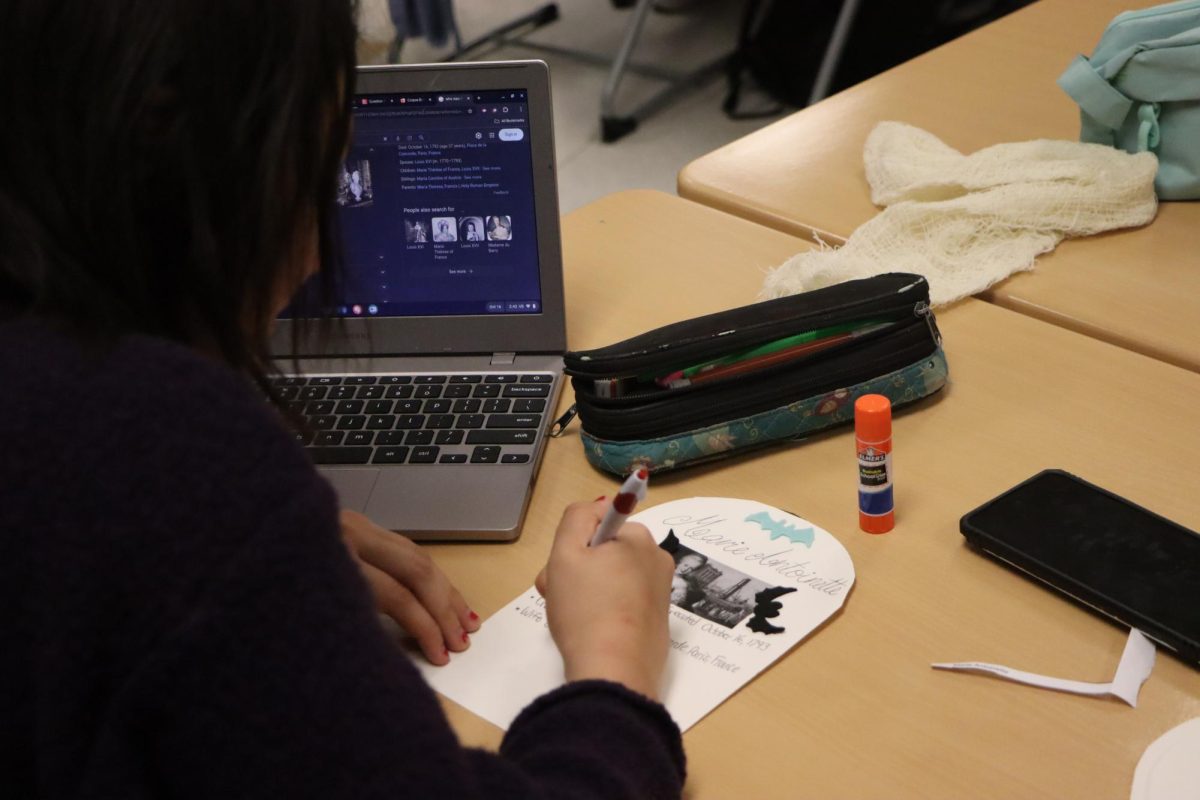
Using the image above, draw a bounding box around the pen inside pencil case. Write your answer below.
[650,319,891,390]
[590,320,891,398]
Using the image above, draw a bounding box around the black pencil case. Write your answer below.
[555,272,949,475]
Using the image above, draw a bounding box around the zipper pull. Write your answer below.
[915,301,942,346]
[549,403,577,437]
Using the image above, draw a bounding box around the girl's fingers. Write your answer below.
[358,559,461,664]
[346,516,471,651]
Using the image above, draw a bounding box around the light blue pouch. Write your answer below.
[1058,0,1200,199]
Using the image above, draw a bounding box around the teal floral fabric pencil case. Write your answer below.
[557,273,948,476]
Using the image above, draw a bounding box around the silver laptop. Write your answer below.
[271,61,566,542]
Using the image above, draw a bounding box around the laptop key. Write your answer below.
[273,376,307,387]
[346,431,374,446]
[453,399,481,414]
[385,385,414,399]
[482,398,510,413]
[276,386,300,400]
[343,376,377,385]
[472,384,501,398]
[337,415,366,430]
[426,414,455,429]
[458,414,485,429]
[367,415,395,430]
[486,414,540,428]
[356,385,385,399]
[406,430,435,445]
[410,446,440,463]
[435,429,465,445]
[375,431,405,445]
[503,384,549,397]
[300,386,328,401]
[310,376,342,386]
[439,453,468,464]
[329,386,356,400]
[415,375,447,384]
[467,430,536,445]
[307,400,336,415]
[292,429,314,445]
[520,374,554,383]
[512,399,546,413]
[424,399,452,414]
[485,374,518,383]
[378,376,413,385]
[396,399,422,414]
[443,384,471,398]
[310,415,337,430]
[372,446,409,464]
[365,400,393,414]
[470,445,501,463]
[449,375,482,384]
[396,414,425,429]
[314,431,345,446]
[416,385,443,399]
[309,446,371,464]
[501,453,532,463]
[334,400,363,414]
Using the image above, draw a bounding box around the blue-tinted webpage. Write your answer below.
[327,89,542,319]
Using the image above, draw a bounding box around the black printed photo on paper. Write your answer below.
[662,534,774,628]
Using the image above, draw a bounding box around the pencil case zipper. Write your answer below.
[570,312,939,441]
[575,304,936,405]
[563,273,932,382]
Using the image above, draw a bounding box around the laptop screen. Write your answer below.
[294,88,543,319]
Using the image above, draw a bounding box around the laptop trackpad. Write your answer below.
[320,468,380,512]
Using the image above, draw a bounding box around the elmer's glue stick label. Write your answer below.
[855,394,894,534]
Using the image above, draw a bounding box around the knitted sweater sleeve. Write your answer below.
[115,380,684,800]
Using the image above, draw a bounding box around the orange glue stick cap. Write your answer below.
[854,394,892,442]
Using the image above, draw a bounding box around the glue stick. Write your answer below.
[855,394,894,533]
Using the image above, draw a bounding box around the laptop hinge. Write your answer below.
[490,352,517,365]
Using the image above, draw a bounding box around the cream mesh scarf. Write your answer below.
[761,122,1159,306]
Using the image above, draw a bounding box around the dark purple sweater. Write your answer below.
[0,313,685,799]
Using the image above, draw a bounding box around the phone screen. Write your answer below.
[961,470,1200,658]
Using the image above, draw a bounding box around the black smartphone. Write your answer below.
[960,469,1200,667]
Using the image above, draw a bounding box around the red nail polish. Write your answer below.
[442,647,449,659]
[461,630,469,643]
[595,495,606,502]
[468,610,479,621]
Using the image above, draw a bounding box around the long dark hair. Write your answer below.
[0,0,357,390]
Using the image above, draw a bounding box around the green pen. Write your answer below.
[677,320,879,380]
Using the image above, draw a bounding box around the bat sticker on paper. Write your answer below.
[745,511,814,546]
[746,586,798,635]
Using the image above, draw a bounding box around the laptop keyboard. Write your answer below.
[273,373,555,466]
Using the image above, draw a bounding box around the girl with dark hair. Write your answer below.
[0,2,684,798]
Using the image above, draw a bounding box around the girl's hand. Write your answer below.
[536,499,675,699]
[340,510,480,665]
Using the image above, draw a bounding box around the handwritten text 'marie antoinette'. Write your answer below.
[664,514,849,597]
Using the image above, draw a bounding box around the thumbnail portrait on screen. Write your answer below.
[336,159,373,208]
[486,215,512,241]
[404,219,428,243]
[458,216,485,242]
[432,216,457,242]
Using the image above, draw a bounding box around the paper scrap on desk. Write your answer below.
[418,497,855,732]
[932,628,1155,707]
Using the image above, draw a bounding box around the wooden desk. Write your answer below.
[425,191,1200,799]
[677,0,1200,373]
